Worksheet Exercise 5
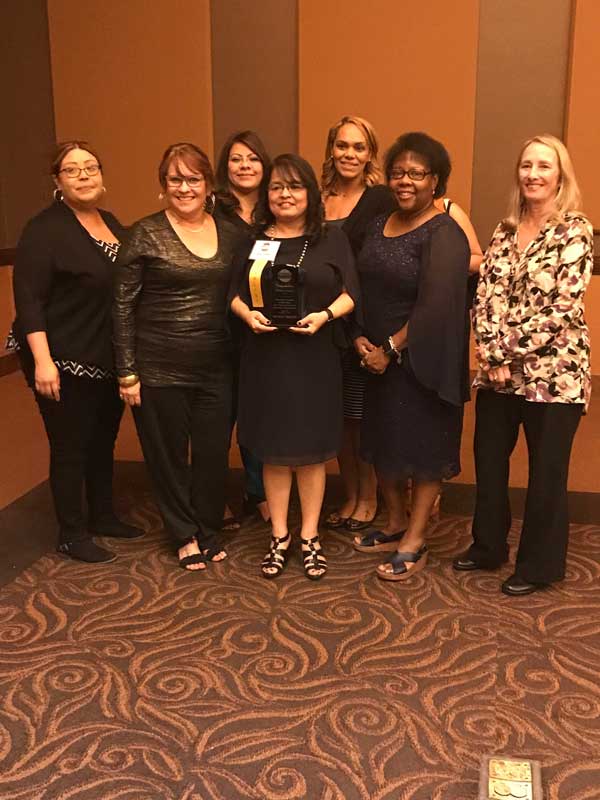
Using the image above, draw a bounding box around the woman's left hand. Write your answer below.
[484,363,512,384]
[363,346,390,375]
[289,311,329,336]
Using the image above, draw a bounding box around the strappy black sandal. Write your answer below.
[301,535,328,580]
[261,531,291,579]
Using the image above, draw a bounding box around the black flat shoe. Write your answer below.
[324,511,349,530]
[345,513,377,532]
[57,540,117,563]
[501,574,547,596]
[452,551,506,571]
[89,516,145,539]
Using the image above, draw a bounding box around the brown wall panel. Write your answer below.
[47,0,213,225]
[470,0,573,246]
[0,0,55,248]
[566,0,600,225]
[211,0,298,160]
[298,0,479,210]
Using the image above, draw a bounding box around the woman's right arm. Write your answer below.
[448,202,484,274]
[13,218,61,400]
[231,295,276,333]
[112,225,146,406]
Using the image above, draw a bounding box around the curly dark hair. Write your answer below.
[254,154,324,241]
[384,132,451,199]
[215,130,271,214]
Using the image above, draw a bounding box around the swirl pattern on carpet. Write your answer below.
[1,488,599,799]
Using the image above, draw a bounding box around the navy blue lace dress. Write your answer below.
[358,213,470,481]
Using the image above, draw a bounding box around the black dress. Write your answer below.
[358,213,470,481]
[333,185,397,419]
[235,226,359,466]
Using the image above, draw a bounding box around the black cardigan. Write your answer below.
[12,201,126,373]
[340,184,397,257]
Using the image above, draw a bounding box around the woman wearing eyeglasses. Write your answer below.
[11,141,143,563]
[230,154,359,580]
[352,132,470,581]
[113,143,246,571]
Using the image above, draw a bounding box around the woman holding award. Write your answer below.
[230,154,359,580]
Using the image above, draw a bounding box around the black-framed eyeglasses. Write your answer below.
[389,168,432,181]
[166,175,204,188]
[268,181,305,194]
[59,164,101,178]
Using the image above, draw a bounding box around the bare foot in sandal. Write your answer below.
[178,540,206,571]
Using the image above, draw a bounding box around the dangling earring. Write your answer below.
[53,188,63,202]
[158,191,165,201]
[204,192,216,214]
[102,186,107,193]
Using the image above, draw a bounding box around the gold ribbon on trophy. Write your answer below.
[249,259,268,307]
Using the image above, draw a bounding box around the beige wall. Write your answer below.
[47,0,213,226]
[566,0,600,225]
[298,0,479,210]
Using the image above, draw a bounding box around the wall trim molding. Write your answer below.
[443,482,599,525]
[0,249,15,267]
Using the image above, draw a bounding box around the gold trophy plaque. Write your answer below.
[479,756,543,799]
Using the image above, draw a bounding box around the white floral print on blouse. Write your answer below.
[473,213,593,411]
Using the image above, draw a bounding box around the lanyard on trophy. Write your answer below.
[249,259,268,307]
[248,240,281,308]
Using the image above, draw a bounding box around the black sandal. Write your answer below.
[261,531,291,579]
[178,540,207,571]
[302,535,327,580]
[202,543,227,563]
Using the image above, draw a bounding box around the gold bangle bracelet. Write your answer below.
[118,374,140,388]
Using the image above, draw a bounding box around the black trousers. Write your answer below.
[133,362,232,548]
[35,373,124,545]
[467,389,583,583]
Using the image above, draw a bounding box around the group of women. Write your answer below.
[10,117,593,595]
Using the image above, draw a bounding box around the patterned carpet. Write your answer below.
[1,478,599,800]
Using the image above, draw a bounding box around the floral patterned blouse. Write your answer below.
[473,212,593,411]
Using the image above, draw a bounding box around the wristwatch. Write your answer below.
[382,336,401,360]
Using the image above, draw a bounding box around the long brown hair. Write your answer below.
[215,130,271,214]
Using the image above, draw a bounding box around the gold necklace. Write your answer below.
[167,209,207,233]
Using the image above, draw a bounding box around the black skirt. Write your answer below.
[360,357,463,481]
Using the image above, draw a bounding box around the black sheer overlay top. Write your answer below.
[357,213,471,406]
[113,211,246,386]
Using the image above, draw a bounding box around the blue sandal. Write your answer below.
[353,529,407,553]
[377,545,428,582]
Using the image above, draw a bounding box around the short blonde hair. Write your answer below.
[321,115,383,195]
[504,134,582,230]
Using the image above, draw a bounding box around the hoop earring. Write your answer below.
[204,192,216,214]
[102,186,107,193]
[158,192,164,201]
[53,188,63,202]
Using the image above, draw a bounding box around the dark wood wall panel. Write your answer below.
[210,0,298,162]
[471,0,573,245]
[0,0,55,248]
